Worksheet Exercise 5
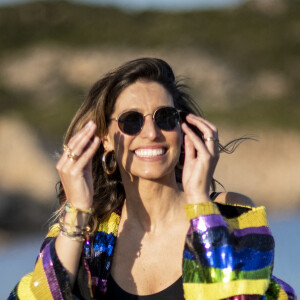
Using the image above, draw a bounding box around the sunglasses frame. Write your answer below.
[110,106,181,135]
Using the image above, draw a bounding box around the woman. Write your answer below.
[9,58,296,300]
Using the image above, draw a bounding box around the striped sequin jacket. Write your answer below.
[8,201,296,300]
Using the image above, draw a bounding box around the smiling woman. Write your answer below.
[8,58,296,300]
[104,81,182,181]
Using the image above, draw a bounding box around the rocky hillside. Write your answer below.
[0,0,299,133]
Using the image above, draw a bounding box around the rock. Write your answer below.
[0,116,58,232]
[215,127,300,213]
[0,116,58,204]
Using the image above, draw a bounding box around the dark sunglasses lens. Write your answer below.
[118,111,144,135]
[155,107,179,131]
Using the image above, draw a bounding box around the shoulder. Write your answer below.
[213,192,255,208]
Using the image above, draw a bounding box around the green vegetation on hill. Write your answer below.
[0,1,298,73]
[0,0,299,138]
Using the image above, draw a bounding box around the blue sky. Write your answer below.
[0,0,247,11]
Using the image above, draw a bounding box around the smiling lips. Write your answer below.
[134,147,166,158]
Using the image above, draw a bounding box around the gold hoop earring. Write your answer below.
[102,150,117,175]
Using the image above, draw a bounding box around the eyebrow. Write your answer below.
[115,105,175,117]
[117,108,140,115]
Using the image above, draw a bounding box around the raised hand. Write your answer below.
[181,114,219,204]
[56,120,100,210]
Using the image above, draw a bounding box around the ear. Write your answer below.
[102,134,114,152]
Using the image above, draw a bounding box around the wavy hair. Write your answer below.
[56,57,245,230]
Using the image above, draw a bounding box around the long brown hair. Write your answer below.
[56,57,243,229]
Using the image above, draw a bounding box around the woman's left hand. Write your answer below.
[181,114,219,204]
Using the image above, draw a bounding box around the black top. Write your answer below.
[103,275,184,300]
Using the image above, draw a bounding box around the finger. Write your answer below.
[184,134,196,161]
[185,115,218,156]
[58,121,97,171]
[65,121,97,159]
[187,114,218,133]
[68,121,96,151]
[181,123,209,157]
[66,121,91,148]
[57,136,100,180]
[74,136,101,169]
[186,114,217,138]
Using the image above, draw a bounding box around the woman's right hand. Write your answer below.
[56,120,100,210]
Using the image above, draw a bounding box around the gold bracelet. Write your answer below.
[59,217,91,240]
[65,202,93,214]
[63,202,93,236]
[59,218,91,234]
[60,231,86,242]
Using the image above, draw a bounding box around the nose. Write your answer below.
[139,114,160,140]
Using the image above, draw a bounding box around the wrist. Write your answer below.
[64,211,91,227]
[184,193,211,204]
[58,202,93,242]
[64,202,92,223]
[59,213,91,242]
[66,200,93,212]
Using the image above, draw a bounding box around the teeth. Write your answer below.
[135,148,165,158]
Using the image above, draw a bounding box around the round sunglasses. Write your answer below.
[110,106,180,135]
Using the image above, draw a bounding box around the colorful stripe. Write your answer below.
[233,226,272,238]
[50,240,74,298]
[187,226,230,250]
[223,295,264,300]
[97,212,120,235]
[86,211,120,296]
[184,245,274,271]
[42,243,64,300]
[83,259,93,297]
[183,203,281,299]
[183,279,270,299]
[187,228,274,252]
[30,254,54,299]
[271,276,296,296]
[185,203,268,229]
[47,224,60,238]
[93,232,116,255]
[8,273,36,300]
[188,214,227,234]
[185,202,221,220]
[183,259,272,283]
[236,234,274,251]
[226,206,268,229]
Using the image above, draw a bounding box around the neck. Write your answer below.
[121,174,184,232]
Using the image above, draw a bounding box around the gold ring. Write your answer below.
[67,152,80,161]
[204,137,218,142]
[63,144,80,161]
[63,144,72,152]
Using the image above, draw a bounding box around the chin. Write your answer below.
[129,163,177,182]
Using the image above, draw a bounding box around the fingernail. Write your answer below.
[86,120,93,128]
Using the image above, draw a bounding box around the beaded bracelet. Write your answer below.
[66,202,93,228]
[65,202,93,214]
[60,230,86,242]
[59,217,91,235]
[59,202,93,242]
[59,218,91,242]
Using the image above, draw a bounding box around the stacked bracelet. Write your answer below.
[65,202,93,214]
[60,230,86,242]
[59,202,93,242]
[59,218,91,242]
